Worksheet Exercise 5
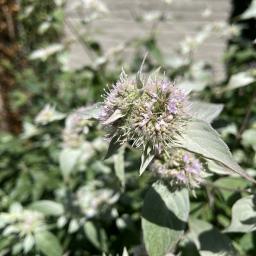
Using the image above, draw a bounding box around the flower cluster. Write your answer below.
[100,70,189,152]
[151,149,207,188]
[0,204,46,236]
[63,107,93,148]
[76,182,119,218]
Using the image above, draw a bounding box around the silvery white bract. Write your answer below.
[35,104,65,125]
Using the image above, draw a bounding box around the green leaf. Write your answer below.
[188,219,237,256]
[104,136,121,159]
[103,109,124,125]
[59,147,81,178]
[142,182,189,256]
[113,147,125,187]
[84,221,108,251]
[225,72,254,91]
[35,231,62,256]
[241,129,256,150]
[173,119,256,183]
[207,160,233,176]
[225,196,256,233]
[75,102,103,120]
[139,145,154,175]
[29,200,64,216]
[214,177,249,201]
[188,101,223,123]
[23,234,34,253]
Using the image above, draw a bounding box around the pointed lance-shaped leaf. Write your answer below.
[114,146,125,188]
[139,144,154,176]
[104,136,121,159]
[188,219,237,256]
[225,195,256,233]
[173,119,256,184]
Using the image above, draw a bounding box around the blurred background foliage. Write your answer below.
[0,0,256,255]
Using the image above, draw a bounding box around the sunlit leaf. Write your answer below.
[188,219,237,256]
[142,182,189,256]
[29,44,63,61]
[173,119,256,183]
[35,231,62,256]
[59,148,81,179]
[29,200,64,216]
[225,72,254,91]
[23,234,34,253]
[188,101,223,123]
[241,0,256,19]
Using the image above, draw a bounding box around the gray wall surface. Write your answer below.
[65,0,230,77]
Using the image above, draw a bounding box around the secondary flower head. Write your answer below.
[100,69,189,153]
[151,149,207,189]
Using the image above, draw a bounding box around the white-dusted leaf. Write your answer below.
[225,72,254,91]
[29,44,63,60]
[35,231,62,256]
[140,145,154,176]
[68,219,79,234]
[29,200,64,216]
[188,219,237,256]
[103,109,124,125]
[225,196,256,233]
[23,234,34,253]
[173,119,256,183]
[142,182,189,256]
[241,0,256,19]
[114,147,125,187]
[122,247,129,256]
[188,101,223,123]
[59,148,81,178]
[177,80,206,92]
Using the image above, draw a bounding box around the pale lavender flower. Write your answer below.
[100,69,189,152]
[151,149,206,189]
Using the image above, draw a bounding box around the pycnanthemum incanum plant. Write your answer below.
[99,67,256,183]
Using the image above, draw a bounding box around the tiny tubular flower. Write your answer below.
[100,69,189,153]
[151,149,207,189]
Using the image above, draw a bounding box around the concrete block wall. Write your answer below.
[65,0,230,78]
